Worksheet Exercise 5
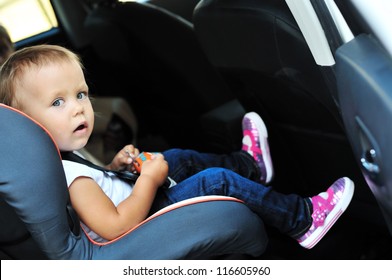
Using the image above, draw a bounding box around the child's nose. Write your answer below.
[73,101,85,116]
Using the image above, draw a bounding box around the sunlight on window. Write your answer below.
[0,0,57,42]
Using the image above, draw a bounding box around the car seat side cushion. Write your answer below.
[88,196,244,245]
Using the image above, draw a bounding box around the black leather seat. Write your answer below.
[193,0,341,130]
[0,104,268,259]
[82,0,236,148]
[193,0,357,192]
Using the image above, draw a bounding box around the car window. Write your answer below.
[0,0,57,43]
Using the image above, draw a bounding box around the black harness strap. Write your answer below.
[61,151,140,184]
[60,151,174,188]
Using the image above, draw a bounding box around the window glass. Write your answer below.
[0,0,57,42]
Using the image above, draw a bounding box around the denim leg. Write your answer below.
[151,167,312,238]
[162,148,261,183]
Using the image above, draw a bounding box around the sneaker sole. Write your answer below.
[299,177,355,249]
[245,112,274,184]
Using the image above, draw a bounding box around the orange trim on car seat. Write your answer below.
[0,103,61,158]
[86,196,244,246]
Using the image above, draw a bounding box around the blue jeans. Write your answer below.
[150,149,312,239]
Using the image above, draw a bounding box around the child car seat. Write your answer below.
[0,104,268,259]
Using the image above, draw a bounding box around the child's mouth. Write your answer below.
[74,122,87,132]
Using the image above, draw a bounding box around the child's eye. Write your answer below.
[77,92,88,100]
[52,99,64,107]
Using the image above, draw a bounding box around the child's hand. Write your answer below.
[139,153,169,188]
[106,144,140,171]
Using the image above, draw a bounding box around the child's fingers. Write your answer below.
[122,149,135,165]
[123,145,140,159]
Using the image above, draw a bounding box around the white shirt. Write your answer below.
[62,159,133,243]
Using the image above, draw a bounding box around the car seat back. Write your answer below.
[193,0,342,131]
[193,0,358,194]
[82,0,236,149]
[0,105,81,259]
[51,0,92,49]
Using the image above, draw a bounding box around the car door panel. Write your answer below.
[336,34,392,233]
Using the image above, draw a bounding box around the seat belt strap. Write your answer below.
[61,151,140,184]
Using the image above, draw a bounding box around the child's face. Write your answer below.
[14,59,94,152]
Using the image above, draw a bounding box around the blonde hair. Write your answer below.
[0,44,83,109]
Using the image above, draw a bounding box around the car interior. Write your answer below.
[1,0,392,259]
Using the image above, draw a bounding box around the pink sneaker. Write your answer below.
[297,177,355,249]
[242,112,274,184]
